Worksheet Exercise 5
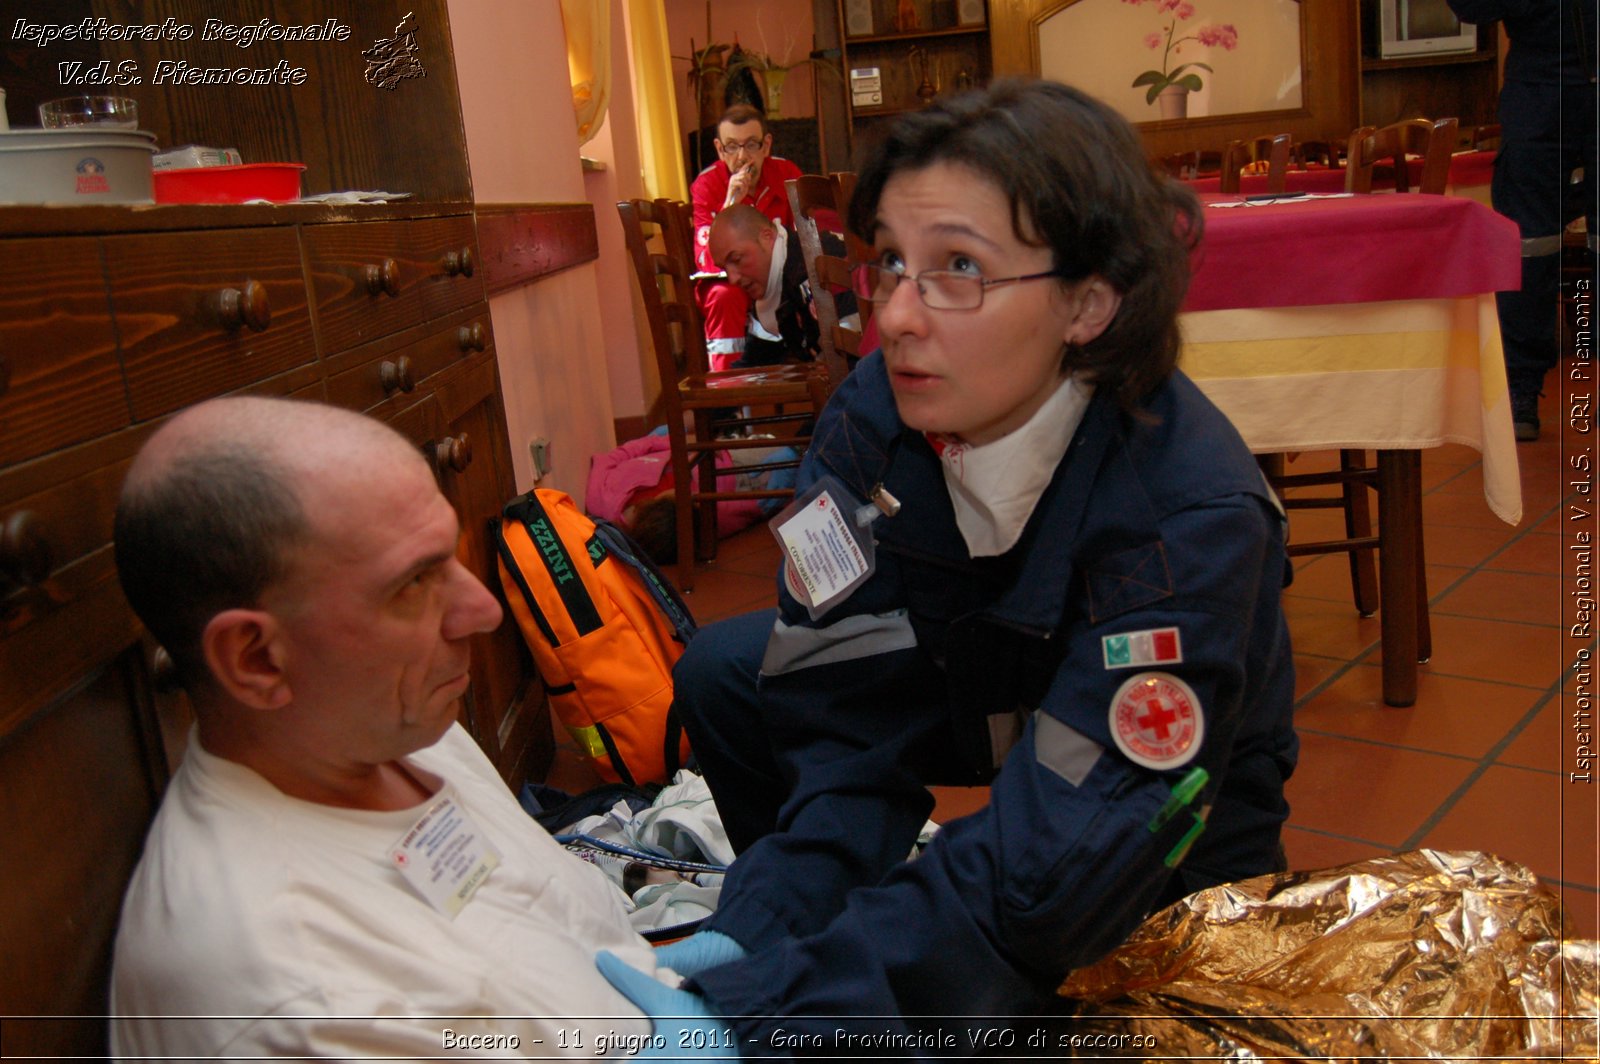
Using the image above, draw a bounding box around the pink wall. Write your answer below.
[447,0,650,506]
[665,0,821,142]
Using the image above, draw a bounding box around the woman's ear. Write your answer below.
[1061,276,1123,346]
[201,609,291,710]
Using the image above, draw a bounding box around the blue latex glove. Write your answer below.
[596,950,740,1059]
[651,929,747,978]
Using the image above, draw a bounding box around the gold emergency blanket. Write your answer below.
[1054,849,1598,1059]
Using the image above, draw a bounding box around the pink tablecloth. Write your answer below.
[1185,193,1520,312]
[1410,149,1497,190]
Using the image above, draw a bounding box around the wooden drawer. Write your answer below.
[304,216,485,354]
[103,229,317,422]
[0,436,136,637]
[0,238,129,466]
[323,306,494,413]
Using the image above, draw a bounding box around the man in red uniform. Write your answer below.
[690,103,803,370]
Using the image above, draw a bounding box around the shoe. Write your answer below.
[1512,392,1540,442]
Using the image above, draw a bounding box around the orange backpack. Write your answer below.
[495,488,696,787]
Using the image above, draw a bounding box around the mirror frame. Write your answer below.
[988,0,1360,158]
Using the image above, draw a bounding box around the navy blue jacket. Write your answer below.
[693,353,1297,1048]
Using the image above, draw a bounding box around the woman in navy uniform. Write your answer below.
[600,79,1298,1053]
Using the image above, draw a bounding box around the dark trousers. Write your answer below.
[1493,79,1598,399]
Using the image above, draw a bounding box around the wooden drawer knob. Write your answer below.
[0,511,53,595]
[216,280,271,332]
[432,434,472,473]
[457,322,487,352]
[379,355,415,395]
[364,258,401,298]
[442,246,476,277]
[148,646,181,693]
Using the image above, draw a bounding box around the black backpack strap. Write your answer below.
[502,491,603,638]
[591,518,699,644]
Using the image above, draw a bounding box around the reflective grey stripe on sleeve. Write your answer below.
[1033,711,1104,787]
[1522,234,1564,258]
[760,610,917,676]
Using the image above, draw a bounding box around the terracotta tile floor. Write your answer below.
[545,374,1598,942]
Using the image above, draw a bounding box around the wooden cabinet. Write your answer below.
[0,207,552,1059]
[1359,50,1500,130]
[832,0,991,154]
[0,4,566,1056]
[1357,0,1500,130]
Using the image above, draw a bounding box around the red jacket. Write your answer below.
[690,155,804,272]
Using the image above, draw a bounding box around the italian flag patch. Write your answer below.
[1102,627,1183,670]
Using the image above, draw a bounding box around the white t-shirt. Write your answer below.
[111,724,657,1060]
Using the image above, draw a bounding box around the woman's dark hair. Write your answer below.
[848,78,1202,411]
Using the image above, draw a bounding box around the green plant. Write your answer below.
[1126,0,1239,104]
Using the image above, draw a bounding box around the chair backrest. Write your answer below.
[1220,133,1292,194]
[617,198,707,392]
[1345,117,1459,195]
[1470,123,1502,151]
[1293,138,1343,170]
[787,173,867,385]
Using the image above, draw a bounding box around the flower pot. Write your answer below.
[1157,85,1190,120]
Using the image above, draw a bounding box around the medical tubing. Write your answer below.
[553,832,728,876]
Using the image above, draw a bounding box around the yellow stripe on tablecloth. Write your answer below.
[1179,294,1522,525]
[1179,326,1482,379]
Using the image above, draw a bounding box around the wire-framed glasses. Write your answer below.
[850,262,1062,311]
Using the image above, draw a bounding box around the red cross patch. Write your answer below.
[1108,672,1204,771]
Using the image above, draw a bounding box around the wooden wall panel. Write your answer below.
[988,0,1362,157]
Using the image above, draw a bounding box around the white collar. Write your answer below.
[752,227,788,339]
[928,375,1092,557]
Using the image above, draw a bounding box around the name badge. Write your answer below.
[771,476,877,619]
[390,792,501,919]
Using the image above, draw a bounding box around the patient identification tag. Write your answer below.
[771,476,876,620]
[390,792,500,919]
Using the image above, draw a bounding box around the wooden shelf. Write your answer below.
[850,103,930,119]
[844,24,987,45]
[1362,50,1496,72]
[832,0,992,151]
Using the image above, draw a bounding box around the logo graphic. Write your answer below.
[75,157,110,195]
[1108,671,1204,770]
[364,11,427,90]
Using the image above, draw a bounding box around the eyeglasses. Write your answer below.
[718,137,766,155]
[850,262,1062,311]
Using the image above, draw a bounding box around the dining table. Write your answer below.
[1179,190,1523,706]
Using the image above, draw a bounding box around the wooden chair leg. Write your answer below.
[1377,449,1421,707]
[1340,448,1380,617]
[1415,499,1432,663]
[675,477,697,593]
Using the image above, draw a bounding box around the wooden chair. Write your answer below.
[1155,149,1223,181]
[786,173,870,387]
[1268,116,1458,658]
[1345,116,1459,195]
[1220,133,1292,194]
[1470,123,1502,151]
[617,198,829,591]
[1293,138,1344,170]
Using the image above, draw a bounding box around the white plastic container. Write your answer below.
[153,144,243,170]
[0,129,156,205]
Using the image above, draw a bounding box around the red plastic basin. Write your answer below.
[153,162,305,204]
